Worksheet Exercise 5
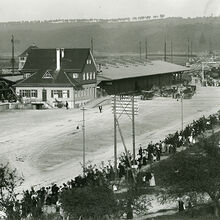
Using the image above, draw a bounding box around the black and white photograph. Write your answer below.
[1,0,220,219]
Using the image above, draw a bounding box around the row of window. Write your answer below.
[19,88,94,99]
[51,90,70,98]
[83,72,96,80]
[20,90,37,98]
[75,87,94,98]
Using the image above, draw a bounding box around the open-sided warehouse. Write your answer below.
[98,60,189,95]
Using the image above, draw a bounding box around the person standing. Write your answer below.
[149,172,156,187]
[65,101,69,110]
[98,105,103,113]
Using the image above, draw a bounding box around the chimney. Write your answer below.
[56,48,60,71]
[61,48,65,58]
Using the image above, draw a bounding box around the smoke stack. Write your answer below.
[56,48,61,71]
[61,48,65,58]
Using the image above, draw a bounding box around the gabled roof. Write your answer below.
[19,45,38,57]
[22,48,90,72]
[98,60,190,81]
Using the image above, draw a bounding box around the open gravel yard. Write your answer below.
[0,85,220,189]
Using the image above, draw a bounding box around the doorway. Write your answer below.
[42,89,47,101]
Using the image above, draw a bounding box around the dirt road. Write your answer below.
[0,85,220,189]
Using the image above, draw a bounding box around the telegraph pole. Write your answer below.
[180,86,184,131]
[187,38,190,62]
[11,35,15,74]
[131,96,136,164]
[91,37,94,55]
[145,38,148,60]
[82,107,86,176]
[113,95,117,174]
[164,40,167,61]
[171,39,173,63]
[139,41,142,60]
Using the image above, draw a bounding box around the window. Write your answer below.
[83,73,86,80]
[31,90,37,98]
[87,59,92,64]
[24,73,31,79]
[72,73,78,79]
[51,90,63,98]
[42,70,53,79]
[20,90,37,98]
[90,72,93,80]
[93,72,96,79]
[86,73,89,80]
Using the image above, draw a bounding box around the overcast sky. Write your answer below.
[0,0,219,22]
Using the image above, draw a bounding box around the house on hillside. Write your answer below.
[16,48,97,108]
[97,60,189,95]
[18,44,38,71]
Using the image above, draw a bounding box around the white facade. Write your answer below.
[16,83,96,108]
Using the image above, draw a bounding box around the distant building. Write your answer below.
[16,48,97,108]
[98,60,189,95]
[18,45,38,70]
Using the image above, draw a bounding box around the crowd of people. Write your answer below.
[118,110,220,178]
[2,110,220,219]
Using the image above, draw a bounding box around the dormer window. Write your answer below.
[87,59,92,64]
[24,73,31,79]
[42,70,53,79]
[72,73,78,79]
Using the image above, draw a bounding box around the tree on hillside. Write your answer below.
[61,185,119,219]
[152,136,220,217]
[0,163,23,219]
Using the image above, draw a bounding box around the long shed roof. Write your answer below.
[98,60,189,81]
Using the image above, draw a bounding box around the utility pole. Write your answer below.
[187,38,190,62]
[180,86,184,131]
[82,107,86,176]
[131,96,135,164]
[139,41,142,60]
[164,40,167,61]
[191,41,193,60]
[91,37,94,55]
[145,38,148,60]
[170,39,173,63]
[11,35,15,74]
[113,95,117,174]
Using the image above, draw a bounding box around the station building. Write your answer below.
[15,48,97,108]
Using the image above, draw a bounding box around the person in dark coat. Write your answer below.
[65,101,69,110]
[98,105,102,113]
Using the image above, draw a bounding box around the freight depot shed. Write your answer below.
[98,60,190,95]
